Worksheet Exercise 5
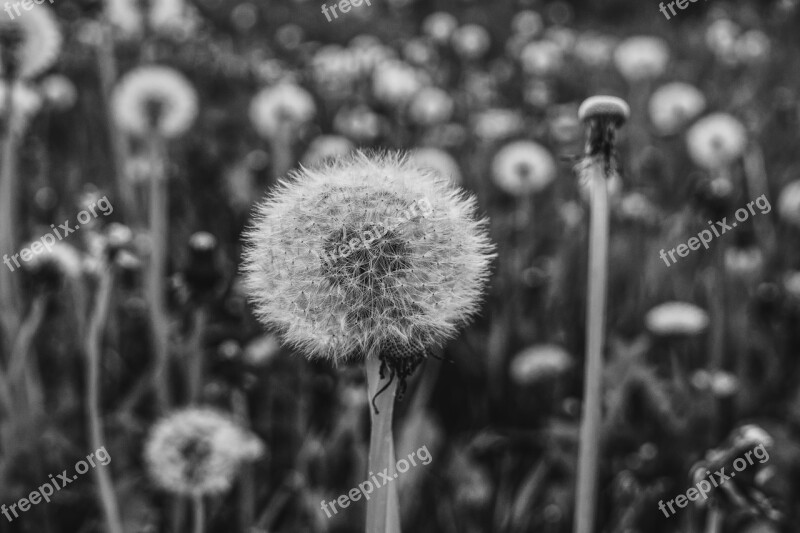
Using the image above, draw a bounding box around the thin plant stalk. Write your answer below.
[365,356,401,533]
[574,162,610,533]
[85,265,124,533]
[146,133,170,411]
[0,83,21,345]
[232,389,256,531]
[187,307,208,404]
[192,494,205,533]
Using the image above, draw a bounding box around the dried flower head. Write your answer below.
[144,408,264,497]
[112,66,198,139]
[0,6,61,80]
[451,24,491,60]
[301,135,354,168]
[686,113,747,170]
[777,179,800,228]
[491,140,557,196]
[613,35,670,82]
[241,151,494,367]
[421,12,458,44]
[645,301,709,336]
[408,87,454,126]
[249,83,316,139]
[648,82,706,136]
[410,147,462,186]
[0,82,41,132]
[510,344,573,385]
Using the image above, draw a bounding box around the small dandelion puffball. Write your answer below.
[451,24,491,60]
[0,6,61,80]
[510,344,573,385]
[686,113,747,170]
[112,66,198,139]
[408,87,454,126]
[249,83,316,139]
[613,35,670,82]
[777,180,800,228]
[241,151,494,364]
[520,40,564,76]
[144,408,264,497]
[301,135,354,168]
[472,108,524,142]
[645,301,710,337]
[106,0,199,37]
[410,147,462,186]
[648,82,706,136]
[421,12,458,44]
[41,74,77,111]
[0,82,42,132]
[491,140,556,196]
[372,60,425,107]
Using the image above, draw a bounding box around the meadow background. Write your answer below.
[0,0,799,531]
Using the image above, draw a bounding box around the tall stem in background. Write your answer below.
[365,356,401,533]
[573,96,629,533]
[0,83,20,346]
[85,265,124,533]
[147,134,170,411]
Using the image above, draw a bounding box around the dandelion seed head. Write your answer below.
[241,151,494,362]
[408,86,454,126]
[249,83,316,139]
[491,140,556,196]
[648,82,706,136]
[451,24,491,60]
[645,301,709,336]
[421,12,458,44]
[777,179,800,228]
[613,35,670,82]
[0,6,61,80]
[510,344,573,385]
[144,408,264,497]
[686,113,747,170]
[410,147,462,186]
[112,66,198,139]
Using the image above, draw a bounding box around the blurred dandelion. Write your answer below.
[0,6,61,80]
[686,113,748,172]
[613,36,670,82]
[645,301,710,336]
[510,344,573,385]
[301,135,354,167]
[408,86,454,127]
[451,23,491,60]
[421,11,458,44]
[491,140,557,196]
[410,147,462,186]
[648,82,706,136]
[777,179,800,228]
[372,60,425,107]
[40,74,77,112]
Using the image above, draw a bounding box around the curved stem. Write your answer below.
[573,162,610,533]
[86,266,124,533]
[365,356,401,533]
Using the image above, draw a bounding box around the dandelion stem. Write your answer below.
[365,355,402,533]
[0,83,20,349]
[574,161,610,533]
[187,307,208,404]
[192,494,205,533]
[146,134,171,411]
[86,265,124,533]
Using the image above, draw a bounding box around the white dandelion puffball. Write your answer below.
[645,301,710,336]
[0,82,42,131]
[451,24,491,60]
[422,12,458,44]
[705,18,740,60]
[408,87,455,126]
[300,135,354,168]
[491,141,557,196]
[573,32,617,68]
[112,66,198,139]
[249,83,316,139]
[613,36,670,82]
[372,60,424,107]
[512,10,544,39]
[410,147,462,186]
[472,108,524,142]
[106,0,199,37]
[778,180,800,228]
[41,74,78,111]
[648,82,706,136]
[520,40,563,75]
[0,6,62,80]
[734,30,770,64]
[241,151,494,362]
[333,104,382,142]
[510,344,573,385]
[144,408,264,497]
[686,113,748,170]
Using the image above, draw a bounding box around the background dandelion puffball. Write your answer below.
[241,151,495,362]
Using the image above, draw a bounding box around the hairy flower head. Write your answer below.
[241,151,494,363]
[0,6,61,80]
[112,66,198,139]
[686,113,747,170]
[144,408,264,497]
[491,140,556,196]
